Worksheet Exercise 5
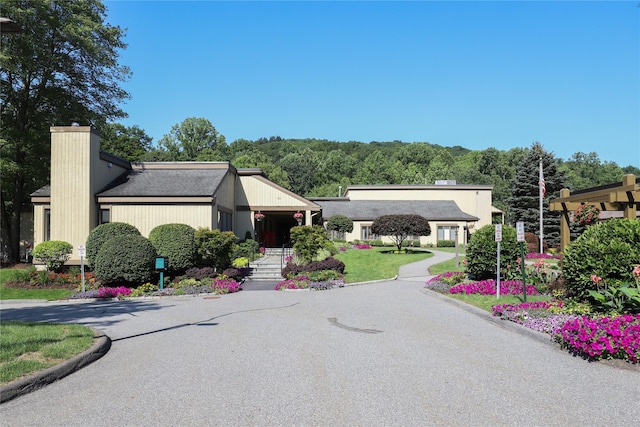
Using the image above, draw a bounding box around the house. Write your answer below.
[311,182,500,246]
[31,126,497,263]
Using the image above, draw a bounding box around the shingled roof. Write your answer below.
[313,199,479,221]
[97,168,228,197]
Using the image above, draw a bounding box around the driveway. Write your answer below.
[1,254,639,426]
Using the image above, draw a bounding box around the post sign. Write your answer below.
[495,224,502,242]
[78,245,86,293]
[516,222,525,242]
[77,244,86,258]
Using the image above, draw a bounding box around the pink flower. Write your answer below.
[633,265,640,279]
[590,275,603,285]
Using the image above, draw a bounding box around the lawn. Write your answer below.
[0,321,95,386]
[0,268,74,301]
[334,247,434,283]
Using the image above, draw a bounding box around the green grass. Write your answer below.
[0,268,74,301]
[446,294,552,312]
[0,321,94,385]
[334,247,434,283]
[428,252,467,275]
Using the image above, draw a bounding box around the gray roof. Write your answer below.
[98,169,228,197]
[313,199,479,221]
[31,185,51,197]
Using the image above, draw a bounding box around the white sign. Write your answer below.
[516,222,525,242]
[78,244,86,258]
[495,224,502,242]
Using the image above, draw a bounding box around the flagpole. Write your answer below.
[539,158,544,254]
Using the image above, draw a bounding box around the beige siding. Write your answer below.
[217,172,236,216]
[50,127,94,258]
[238,176,309,209]
[33,205,46,247]
[111,205,212,237]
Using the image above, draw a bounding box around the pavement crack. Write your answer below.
[327,317,382,334]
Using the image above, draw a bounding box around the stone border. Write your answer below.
[0,328,111,403]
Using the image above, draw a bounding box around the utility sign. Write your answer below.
[77,244,86,258]
[495,224,502,242]
[516,222,525,242]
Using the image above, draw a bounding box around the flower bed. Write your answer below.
[274,275,345,291]
[492,301,640,364]
[449,279,539,296]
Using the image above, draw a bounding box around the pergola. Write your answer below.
[550,174,639,251]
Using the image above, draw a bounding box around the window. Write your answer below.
[437,225,458,241]
[99,208,110,225]
[361,225,378,241]
[219,211,232,232]
[44,208,51,241]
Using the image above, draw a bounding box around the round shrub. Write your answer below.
[148,223,197,274]
[94,234,157,285]
[327,215,354,236]
[86,222,140,268]
[562,218,640,299]
[466,224,519,280]
[31,240,72,272]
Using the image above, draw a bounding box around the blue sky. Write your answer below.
[104,1,640,167]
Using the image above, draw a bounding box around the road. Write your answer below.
[1,256,639,426]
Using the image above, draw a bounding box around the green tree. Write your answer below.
[506,142,566,248]
[326,215,353,239]
[353,150,394,184]
[371,214,431,251]
[279,148,319,195]
[157,117,227,161]
[1,0,131,262]
[98,123,152,161]
[232,150,290,189]
[560,152,625,191]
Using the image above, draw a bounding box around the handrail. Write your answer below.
[280,241,293,270]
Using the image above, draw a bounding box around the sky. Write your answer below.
[104,0,640,167]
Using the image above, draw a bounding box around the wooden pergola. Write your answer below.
[550,174,639,251]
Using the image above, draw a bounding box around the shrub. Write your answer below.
[562,219,640,299]
[184,267,217,280]
[232,257,249,268]
[281,256,346,278]
[31,240,72,272]
[232,239,259,261]
[465,224,519,280]
[290,225,333,265]
[437,240,455,248]
[86,222,140,268]
[524,232,538,254]
[148,223,197,274]
[195,227,238,271]
[94,234,157,285]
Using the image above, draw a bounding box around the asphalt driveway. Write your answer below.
[1,255,639,426]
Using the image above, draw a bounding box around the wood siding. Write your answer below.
[111,205,212,237]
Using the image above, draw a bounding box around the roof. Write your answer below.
[97,168,228,197]
[312,199,479,221]
[31,185,51,197]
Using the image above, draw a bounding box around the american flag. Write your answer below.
[539,166,546,198]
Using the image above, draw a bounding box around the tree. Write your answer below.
[506,142,566,248]
[279,148,319,196]
[371,214,431,251]
[98,123,152,161]
[1,0,130,262]
[560,152,625,191]
[157,117,227,161]
[290,225,333,265]
[326,215,353,239]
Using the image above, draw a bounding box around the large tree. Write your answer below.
[1,0,131,262]
[371,214,431,251]
[98,123,152,161]
[506,142,566,248]
[157,117,227,161]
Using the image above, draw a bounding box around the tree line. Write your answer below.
[2,0,637,262]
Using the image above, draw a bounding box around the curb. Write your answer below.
[0,328,111,404]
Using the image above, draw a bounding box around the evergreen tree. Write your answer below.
[506,142,566,248]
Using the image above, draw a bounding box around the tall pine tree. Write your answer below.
[507,142,566,248]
